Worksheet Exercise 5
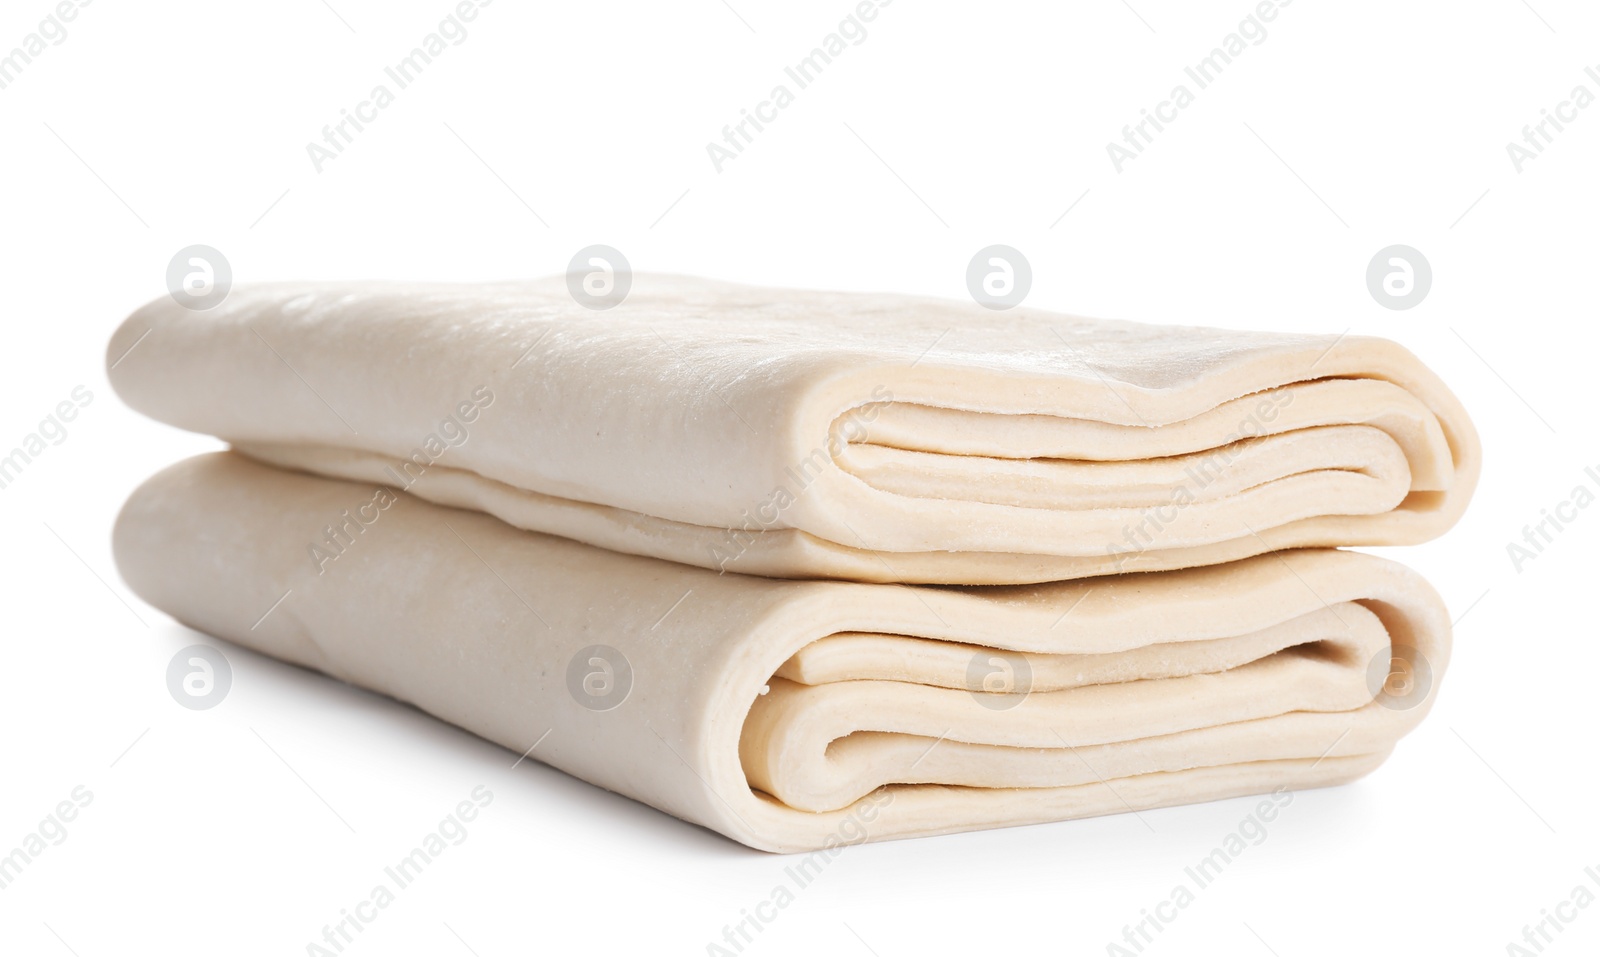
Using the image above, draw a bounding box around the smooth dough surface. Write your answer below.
[106,275,1480,584]
[113,453,1452,852]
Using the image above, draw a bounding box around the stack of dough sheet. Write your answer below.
[115,453,1451,853]
[106,275,1479,585]
[106,275,1476,851]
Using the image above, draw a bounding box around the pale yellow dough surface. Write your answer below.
[106,275,1479,584]
[114,453,1451,852]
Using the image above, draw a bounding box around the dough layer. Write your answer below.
[106,275,1480,584]
[113,453,1452,852]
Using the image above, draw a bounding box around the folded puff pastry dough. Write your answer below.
[114,452,1451,852]
[106,275,1479,585]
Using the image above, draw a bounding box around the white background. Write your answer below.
[2,1,1597,954]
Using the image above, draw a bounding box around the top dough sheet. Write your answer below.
[106,274,1480,584]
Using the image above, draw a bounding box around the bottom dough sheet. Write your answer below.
[112,452,1451,852]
